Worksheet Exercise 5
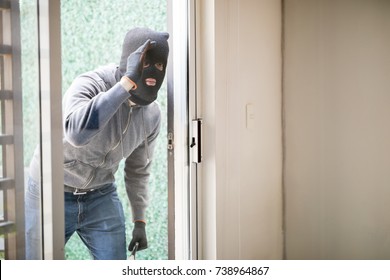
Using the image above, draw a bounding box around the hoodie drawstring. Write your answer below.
[120,104,150,164]
[142,107,151,164]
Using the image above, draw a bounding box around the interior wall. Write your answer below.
[198,0,283,259]
[284,0,390,259]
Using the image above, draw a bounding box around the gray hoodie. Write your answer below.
[29,64,161,221]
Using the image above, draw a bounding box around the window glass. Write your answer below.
[20,0,41,260]
[61,0,168,260]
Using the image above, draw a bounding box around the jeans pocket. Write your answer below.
[97,183,116,196]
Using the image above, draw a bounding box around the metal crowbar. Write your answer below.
[128,242,139,260]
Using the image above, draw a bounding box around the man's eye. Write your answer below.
[155,63,164,71]
[143,62,150,68]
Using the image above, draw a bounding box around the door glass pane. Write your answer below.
[20,0,41,259]
[0,0,41,260]
[61,0,168,260]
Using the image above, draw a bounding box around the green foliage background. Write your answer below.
[20,0,168,260]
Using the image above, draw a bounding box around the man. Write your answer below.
[26,27,169,259]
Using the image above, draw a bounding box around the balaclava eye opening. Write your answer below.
[119,27,169,106]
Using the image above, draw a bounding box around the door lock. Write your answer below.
[191,119,202,163]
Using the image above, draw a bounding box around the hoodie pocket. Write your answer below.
[64,160,95,189]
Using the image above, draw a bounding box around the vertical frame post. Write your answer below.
[38,0,64,260]
[167,0,192,260]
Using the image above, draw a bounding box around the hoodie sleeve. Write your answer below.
[124,107,161,222]
[63,71,130,147]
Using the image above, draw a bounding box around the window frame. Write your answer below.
[37,0,64,260]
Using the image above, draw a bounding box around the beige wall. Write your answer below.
[197,0,283,259]
[284,0,390,259]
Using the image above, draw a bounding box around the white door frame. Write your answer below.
[167,0,200,260]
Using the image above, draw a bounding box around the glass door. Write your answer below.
[1,0,193,260]
[60,0,169,260]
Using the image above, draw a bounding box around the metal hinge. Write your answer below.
[167,132,174,150]
[191,119,202,163]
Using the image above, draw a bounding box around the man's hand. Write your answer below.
[125,39,156,89]
[129,221,148,251]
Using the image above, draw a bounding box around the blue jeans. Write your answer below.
[25,177,42,260]
[25,178,127,260]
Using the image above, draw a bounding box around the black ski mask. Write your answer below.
[119,27,169,106]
